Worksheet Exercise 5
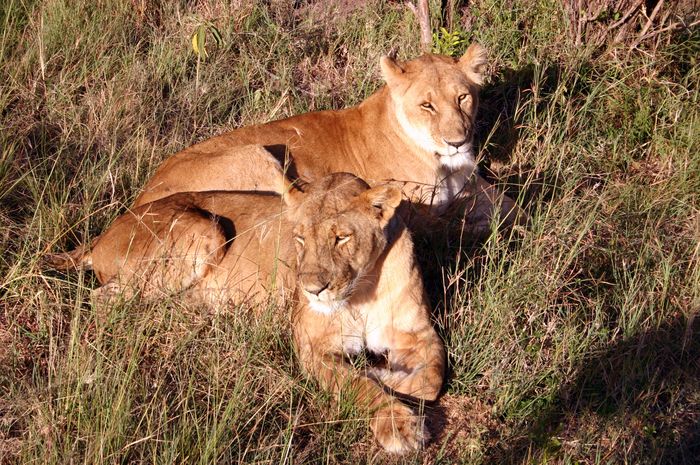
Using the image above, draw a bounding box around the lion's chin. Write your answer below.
[306,299,346,315]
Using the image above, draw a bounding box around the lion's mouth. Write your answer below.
[443,142,472,157]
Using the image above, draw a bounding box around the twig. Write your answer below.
[407,0,432,52]
[38,15,46,82]
[639,17,700,43]
[561,0,578,46]
[577,4,608,45]
[582,4,607,22]
[445,0,455,30]
[574,0,584,46]
[657,9,674,46]
[630,0,665,50]
[658,8,673,29]
[608,0,643,32]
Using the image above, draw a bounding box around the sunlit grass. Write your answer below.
[1,1,698,464]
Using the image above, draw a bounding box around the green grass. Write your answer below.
[1,1,698,463]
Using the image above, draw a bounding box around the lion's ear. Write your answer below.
[380,55,405,87]
[458,43,488,86]
[361,184,402,221]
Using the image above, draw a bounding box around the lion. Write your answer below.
[45,173,445,454]
[134,44,526,235]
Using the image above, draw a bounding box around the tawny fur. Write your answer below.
[45,173,444,454]
[134,45,526,235]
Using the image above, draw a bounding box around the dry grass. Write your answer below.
[1,1,698,463]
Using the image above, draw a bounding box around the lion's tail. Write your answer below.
[42,242,94,271]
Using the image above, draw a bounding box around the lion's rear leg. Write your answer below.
[132,219,229,301]
[91,208,229,303]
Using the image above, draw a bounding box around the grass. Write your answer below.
[1,0,698,463]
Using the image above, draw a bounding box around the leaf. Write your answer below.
[191,25,208,59]
[197,25,207,59]
[191,23,224,60]
[191,30,200,55]
[208,24,223,47]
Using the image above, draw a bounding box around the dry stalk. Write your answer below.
[407,0,432,52]
[640,17,700,43]
[629,0,665,50]
[562,0,691,49]
[608,0,643,33]
[562,0,579,45]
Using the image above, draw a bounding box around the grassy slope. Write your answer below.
[1,1,698,463]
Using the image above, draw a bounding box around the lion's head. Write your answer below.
[286,173,402,314]
[380,43,488,173]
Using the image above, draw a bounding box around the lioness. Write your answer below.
[45,173,444,453]
[135,44,525,234]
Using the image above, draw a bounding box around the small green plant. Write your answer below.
[432,26,468,56]
[191,22,223,60]
[190,21,224,93]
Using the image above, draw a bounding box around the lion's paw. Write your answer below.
[370,402,427,454]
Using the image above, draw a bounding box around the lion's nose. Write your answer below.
[444,137,468,148]
[304,281,330,296]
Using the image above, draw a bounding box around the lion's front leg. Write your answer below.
[294,329,427,454]
[471,175,529,229]
[370,326,445,402]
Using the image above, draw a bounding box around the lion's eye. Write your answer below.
[420,102,434,111]
[295,236,305,246]
[458,94,470,104]
[335,235,351,246]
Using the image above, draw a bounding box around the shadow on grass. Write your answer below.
[415,59,699,462]
[489,314,700,464]
[476,63,565,208]
[414,62,562,308]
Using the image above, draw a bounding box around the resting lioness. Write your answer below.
[135,44,525,234]
[45,173,445,453]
